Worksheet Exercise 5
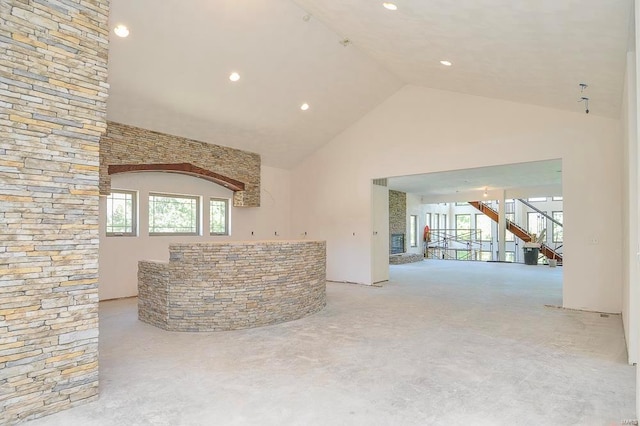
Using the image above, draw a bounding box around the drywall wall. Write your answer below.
[98,166,291,300]
[622,50,639,365]
[291,84,623,313]
[406,193,423,255]
[372,184,389,283]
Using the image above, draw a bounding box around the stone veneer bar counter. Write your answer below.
[138,240,326,331]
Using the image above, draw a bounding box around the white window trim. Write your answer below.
[106,189,137,237]
[149,192,201,236]
[209,197,230,236]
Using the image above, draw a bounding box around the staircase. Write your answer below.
[469,201,563,263]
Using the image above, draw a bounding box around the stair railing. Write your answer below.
[517,198,562,228]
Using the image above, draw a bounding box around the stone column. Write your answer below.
[498,191,507,262]
[0,0,109,422]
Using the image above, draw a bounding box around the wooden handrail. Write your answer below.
[469,201,563,263]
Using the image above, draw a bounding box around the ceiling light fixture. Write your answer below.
[383,2,398,10]
[300,103,310,111]
[114,24,130,38]
[440,60,452,67]
[229,72,240,82]
[483,188,488,197]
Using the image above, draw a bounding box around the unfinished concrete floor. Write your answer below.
[30,261,635,425]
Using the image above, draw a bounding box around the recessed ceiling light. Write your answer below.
[383,2,398,10]
[113,24,129,38]
[229,72,240,82]
[440,60,453,67]
[300,103,310,111]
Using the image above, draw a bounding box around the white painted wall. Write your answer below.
[406,193,423,255]
[98,166,291,300]
[372,184,389,283]
[622,49,638,365]
[290,85,623,313]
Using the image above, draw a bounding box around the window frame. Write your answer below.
[505,212,515,242]
[105,189,137,237]
[527,211,547,241]
[527,197,547,202]
[209,197,230,236]
[148,192,201,236]
[455,214,471,240]
[505,251,515,262]
[409,215,418,247]
[475,213,492,241]
[552,211,563,243]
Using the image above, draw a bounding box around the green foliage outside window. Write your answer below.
[210,199,228,235]
[106,191,135,235]
[149,194,199,234]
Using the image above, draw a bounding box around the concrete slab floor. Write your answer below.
[29,261,635,425]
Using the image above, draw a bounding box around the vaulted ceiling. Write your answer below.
[107,0,632,169]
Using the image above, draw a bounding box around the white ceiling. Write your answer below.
[107,0,402,169]
[107,0,632,169]
[387,159,562,198]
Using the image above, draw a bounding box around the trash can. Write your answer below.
[523,242,541,265]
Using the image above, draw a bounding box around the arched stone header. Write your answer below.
[100,122,260,207]
[108,163,246,192]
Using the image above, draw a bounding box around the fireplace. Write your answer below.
[390,233,405,254]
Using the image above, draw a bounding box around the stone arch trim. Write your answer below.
[99,121,260,207]
[108,163,246,192]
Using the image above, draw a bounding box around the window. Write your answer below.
[433,213,439,231]
[505,251,515,262]
[455,202,468,206]
[552,211,563,243]
[456,250,470,260]
[552,196,563,201]
[455,214,471,239]
[106,190,136,236]
[475,214,492,241]
[479,251,492,261]
[527,197,547,202]
[527,212,547,241]
[149,193,200,235]
[409,215,418,247]
[505,212,515,242]
[442,214,447,230]
[425,213,431,229]
[210,198,229,235]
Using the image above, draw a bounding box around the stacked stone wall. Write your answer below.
[389,253,424,265]
[389,190,407,253]
[138,241,326,331]
[100,122,261,207]
[0,0,108,422]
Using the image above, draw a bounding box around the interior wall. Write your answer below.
[388,190,407,252]
[290,84,623,313]
[99,166,291,300]
[623,49,639,365]
[372,184,389,283]
[406,193,423,255]
[634,0,640,417]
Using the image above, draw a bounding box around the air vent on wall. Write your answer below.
[373,178,388,187]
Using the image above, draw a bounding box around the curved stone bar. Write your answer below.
[138,240,326,331]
